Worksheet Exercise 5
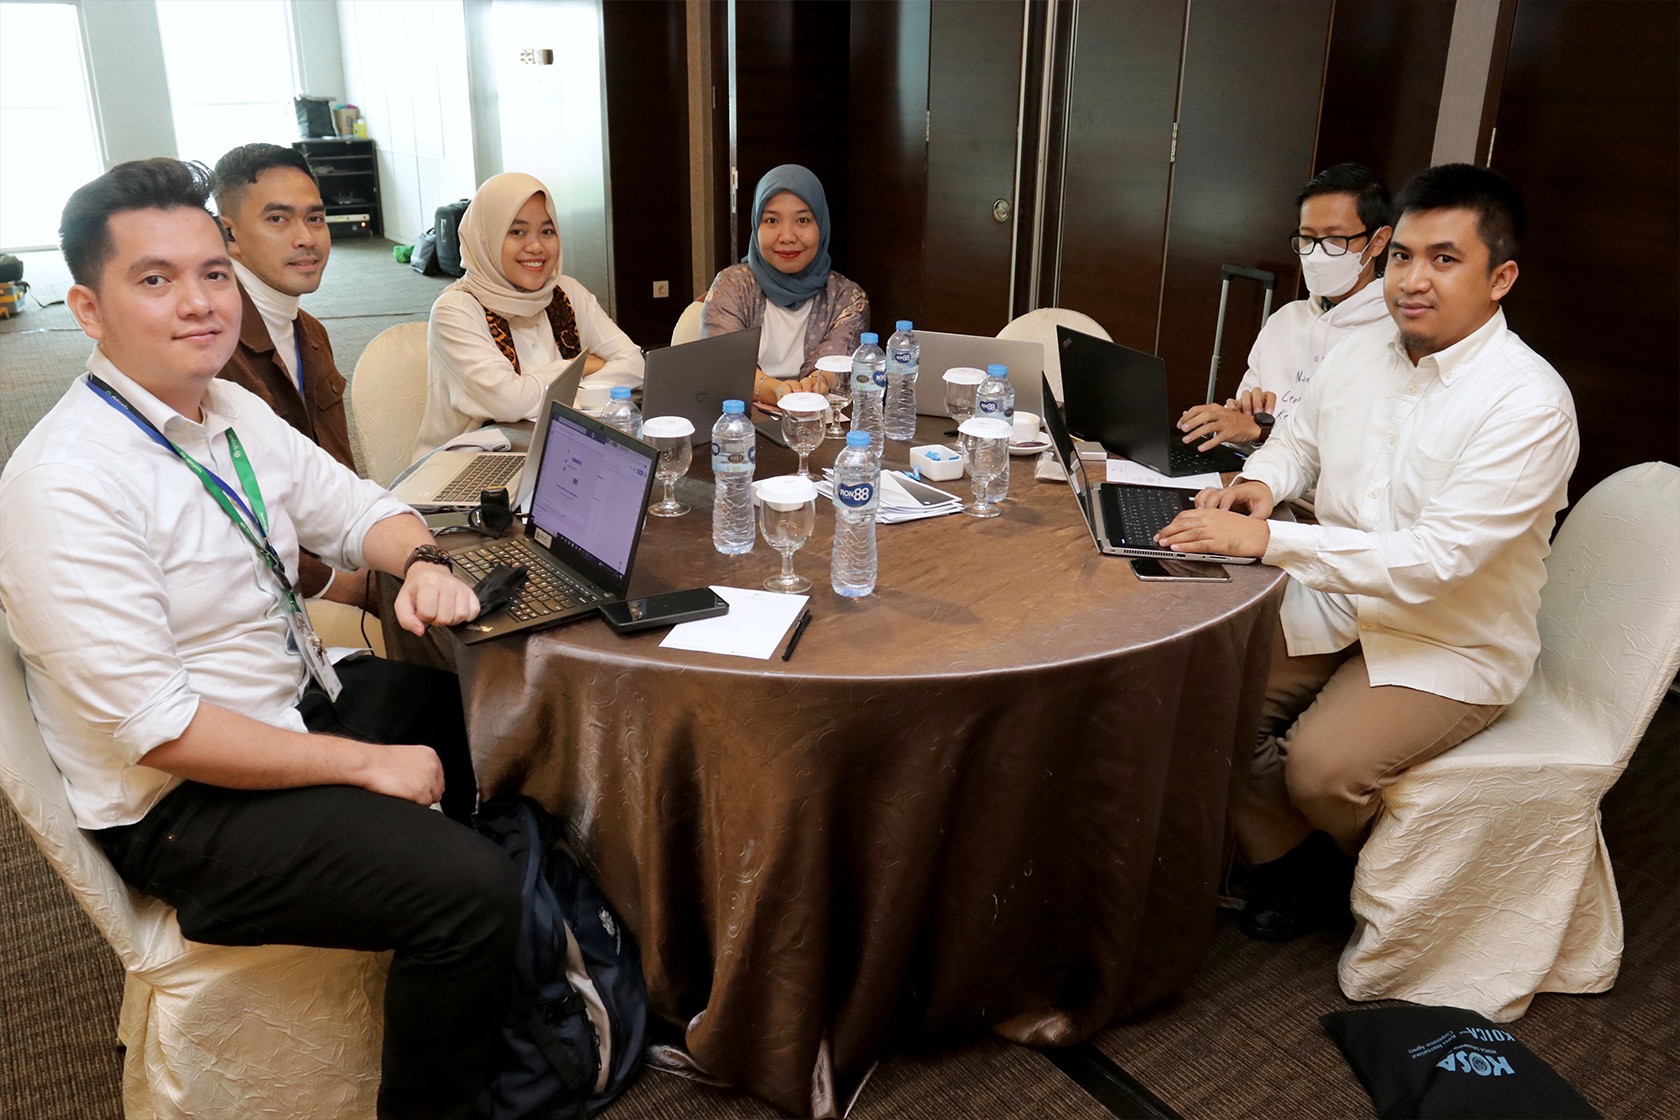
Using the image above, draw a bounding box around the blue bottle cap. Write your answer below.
[722,399,745,414]
[610,386,632,400]
[860,332,879,345]
[896,320,912,331]
[987,363,1007,377]
[846,431,871,447]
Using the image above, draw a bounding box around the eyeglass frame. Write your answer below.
[1288,229,1376,257]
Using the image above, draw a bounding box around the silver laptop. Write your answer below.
[391,353,587,511]
[640,328,761,444]
[1042,374,1254,564]
[450,399,659,643]
[913,330,1046,416]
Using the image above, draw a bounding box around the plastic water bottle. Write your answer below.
[975,364,1014,501]
[710,399,755,554]
[831,431,879,597]
[849,332,886,462]
[884,320,920,441]
[601,385,641,438]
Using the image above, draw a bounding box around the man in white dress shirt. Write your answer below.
[1178,163,1394,450]
[1157,164,1579,940]
[0,159,516,1118]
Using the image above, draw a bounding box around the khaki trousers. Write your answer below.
[1236,620,1505,864]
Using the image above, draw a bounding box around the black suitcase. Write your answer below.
[434,199,470,278]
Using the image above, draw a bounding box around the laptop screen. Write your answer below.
[529,405,655,587]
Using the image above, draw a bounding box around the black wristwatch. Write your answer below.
[1253,411,1276,442]
[403,544,455,577]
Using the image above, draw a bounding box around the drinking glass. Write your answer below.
[943,367,986,434]
[958,417,1012,518]
[778,392,829,480]
[816,355,852,438]
[755,475,818,593]
[642,416,696,517]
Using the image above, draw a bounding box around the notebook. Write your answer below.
[912,330,1046,417]
[1055,326,1248,477]
[1041,374,1254,564]
[391,353,587,511]
[448,399,660,643]
[639,328,761,444]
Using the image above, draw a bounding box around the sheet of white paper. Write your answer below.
[659,585,809,660]
[439,427,513,453]
[1105,458,1221,491]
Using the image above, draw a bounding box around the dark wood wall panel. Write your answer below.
[1488,0,1680,501]
[1315,0,1453,196]
[603,0,692,346]
[921,0,1026,335]
[731,1,854,272]
[1052,0,1186,351]
[845,1,932,329]
[1155,0,1333,411]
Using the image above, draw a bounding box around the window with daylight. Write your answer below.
[156,0,299,167]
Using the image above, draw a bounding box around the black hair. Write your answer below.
[59,158,215,289]
[1297,163,1393,235]
[210,142,319,218]
[1392,163,1525,267]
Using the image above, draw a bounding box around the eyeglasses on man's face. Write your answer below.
[1289,231,1374,257]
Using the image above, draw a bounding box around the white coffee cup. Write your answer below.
[574,381,611,412]
[1012,411,1042,444]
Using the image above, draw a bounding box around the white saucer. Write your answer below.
[1009,431,1051,456]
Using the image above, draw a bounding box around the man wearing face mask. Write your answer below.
[1179,164,1393,450]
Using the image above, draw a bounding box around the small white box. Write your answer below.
[910,444,966,481]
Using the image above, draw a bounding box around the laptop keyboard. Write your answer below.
[1166,438,1245,476]
[1101,484,1188,546]
[452,538,598,622]
[434,455,523,504]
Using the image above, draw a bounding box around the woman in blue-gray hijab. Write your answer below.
[701,164,870,405]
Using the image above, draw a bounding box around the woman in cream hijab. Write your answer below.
[412,172,643,458]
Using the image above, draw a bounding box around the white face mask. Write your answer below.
[1299,240,1373,300]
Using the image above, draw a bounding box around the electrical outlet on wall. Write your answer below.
[652,281,670,298]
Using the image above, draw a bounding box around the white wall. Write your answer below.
[79,0,177,166]
[337,0,479,242]
[292,0,346,102]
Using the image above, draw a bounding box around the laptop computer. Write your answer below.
[1042,375,1254,564]
[391,353,588,510]
[913,330,1046,417]
[449,399,660,643]
[640,327,761,444]
[1056,326,1247,477]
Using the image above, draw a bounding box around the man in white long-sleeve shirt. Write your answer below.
[0,159,517,1118]
[1157,163,1579,940]
[1179,163,1395,450]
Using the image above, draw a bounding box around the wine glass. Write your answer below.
[943,367,986,444]
[958,417,1012,518]
[816,355,852,437]
[754,475,817,593]
[642,416,696,517]
[778,392,828,481]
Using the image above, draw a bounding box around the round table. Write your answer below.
[454,413,1284,1118]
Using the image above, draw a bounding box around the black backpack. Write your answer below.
[435,198,470,278]
[474,797,647,1119]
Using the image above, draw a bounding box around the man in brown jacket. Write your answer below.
[212,143,368,605]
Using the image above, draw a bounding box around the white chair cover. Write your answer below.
[1339,461,1680,1021]
[0,613,388,1119]
[996,307,1112,398]
[350,320,430,487]
[671,299,706,346]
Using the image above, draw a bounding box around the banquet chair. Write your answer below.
[0,612,388,1120]
[671,298,706,346]
[1339,461,1680,1022]
[350,319,430,487]
[997,307,1111,398]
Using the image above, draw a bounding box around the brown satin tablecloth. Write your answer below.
[455,414,1284,1118]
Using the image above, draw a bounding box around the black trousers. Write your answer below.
[96,657,519,1120]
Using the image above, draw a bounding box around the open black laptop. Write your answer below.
[449,399,659,643]
[1056,326,1247,477]
[1042,375,1254,564]
[640,327,761,444]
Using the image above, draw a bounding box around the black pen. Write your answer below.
[781,609,813,661]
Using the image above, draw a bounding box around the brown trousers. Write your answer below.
[1236,620,1505,864]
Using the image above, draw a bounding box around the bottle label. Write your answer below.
[835,477,878,512]
[873,367,887,389]
[711,442,756,474]
[977,399,1001,415]
[852,368,876,391]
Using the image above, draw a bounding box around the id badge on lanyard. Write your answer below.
[88,378,343,700]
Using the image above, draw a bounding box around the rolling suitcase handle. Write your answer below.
[1206,264,1278,404]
